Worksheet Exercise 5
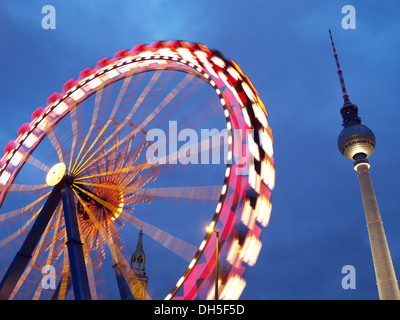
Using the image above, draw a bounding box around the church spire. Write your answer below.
[129,227,148,300]
[131,227,146,272]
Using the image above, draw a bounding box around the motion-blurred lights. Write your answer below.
[53,102,69,116]
[242,82,256,103]
[221,184,227,195]
[164,293,172,300]
[261,159,275,190]
[252,103,268,128]
[227,238,241,265]
[176,276,185,287]
[0,171,11,185]
[220,275,246,300]
[188,258,197,269]
[23,133,39,149]
[70,88,85,101]
[206,224,214,234]
[241,107,252,128]
[215,202,222,214]
[240,234,262,267]
[206,278,222,300]
[248,162,261,193]
[36,117,49,132]
[241,199,255,228]
[86,77,103,90]
[111,193,124,221]
[227,67,242,81]
[259,128,273,158]
[176,48,198,65]
[10,151,24,167]
[211,56,225,69]
[247,133,260,161]
[255,196,272,227]
[199,239,207,251]
[101,68,119,82]
[227,151,232,162]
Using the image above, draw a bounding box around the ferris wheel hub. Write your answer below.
[46,162,67,186]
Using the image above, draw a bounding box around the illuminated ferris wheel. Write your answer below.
[0,41,275,300]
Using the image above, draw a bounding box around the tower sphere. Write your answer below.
[338,123,376,160]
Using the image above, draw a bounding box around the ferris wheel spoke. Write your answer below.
[75,72,193,177]
[73,162,151,182]
[119,212,197,263]
[122,166,157,191]
[25,154,51,173]
[119,198,149,207]
[138,185,222,201]
[0,206,42,249]
[150,74,207,130]
[46,130,65,164]
[68,105,79,172]
[73,190,107,257]
[132,72,195,137]
[149,128,228,167]
[74,181,120,191]
[0,183,50,193]
[144,108,226,167]
[73,187,113,238]
[0,191,51,223]
[72,184,118,213]
[121,186,150,201]
[54,248,71,300]
[109,135,122,175]
[71,87,104,175]
[108,136,138,184]
[72,181,151,198]
[73,72,162,176]
[43,207,63,265]
[71,76,133,176]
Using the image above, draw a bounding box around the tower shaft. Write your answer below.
[356,162,400,299]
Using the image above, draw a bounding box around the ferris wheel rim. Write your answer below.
[0,40,275,300]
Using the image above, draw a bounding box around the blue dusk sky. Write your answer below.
[1,1,400,299]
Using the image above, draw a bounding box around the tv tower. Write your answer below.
[330,30,400,300]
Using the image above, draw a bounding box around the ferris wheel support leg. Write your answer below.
[51,271,72,300]
[61,181,92,300]
[0,184,62,300]
[112,262,134,300]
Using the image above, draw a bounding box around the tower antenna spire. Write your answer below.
[329,29,350,102]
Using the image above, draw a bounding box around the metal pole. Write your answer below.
[215,231,219,301]
[0,183,62,300]
[61,181,92,300]
[355,162,400,299]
